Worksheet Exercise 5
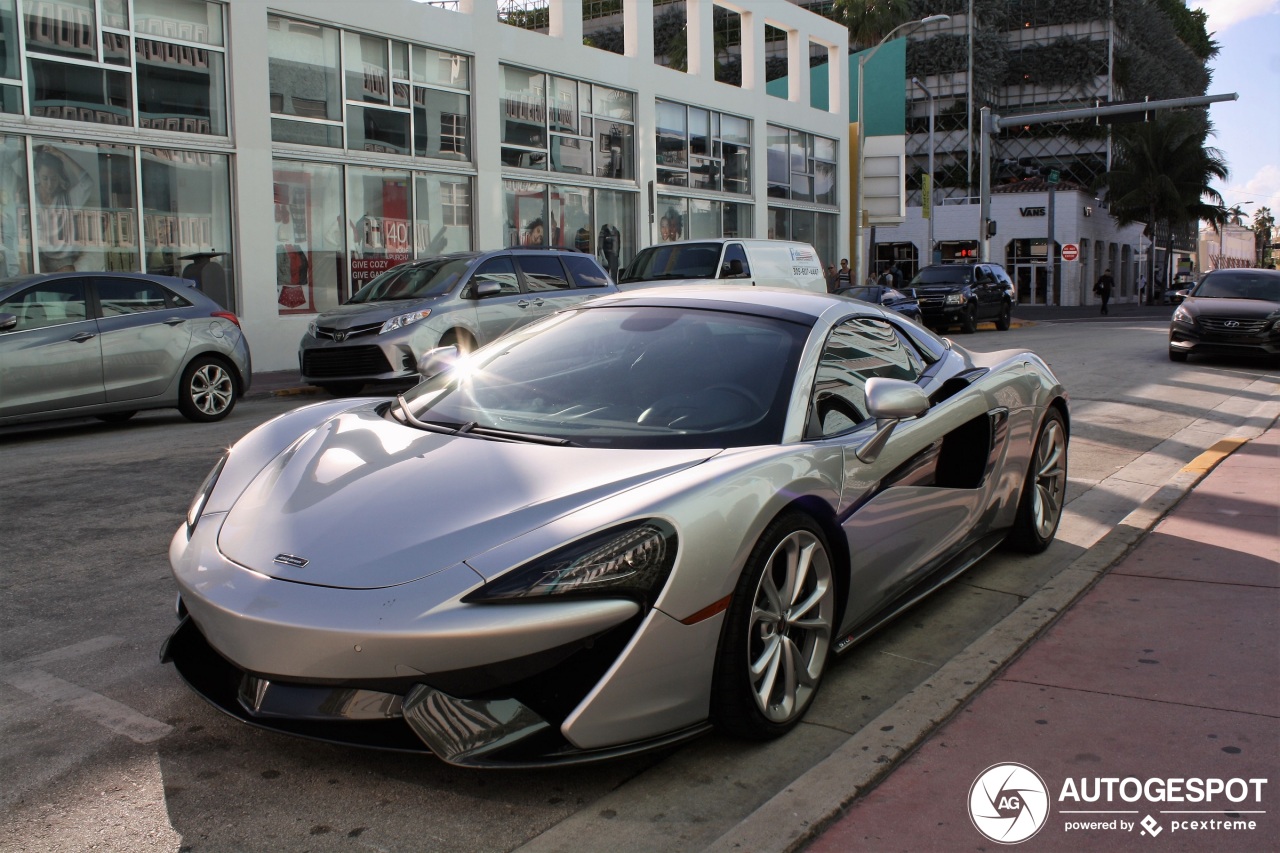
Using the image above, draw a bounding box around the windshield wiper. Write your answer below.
[463,424,579,446]
[391,395,469,435]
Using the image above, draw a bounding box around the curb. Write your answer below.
[704,417,1273,853]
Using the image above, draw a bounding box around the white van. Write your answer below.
[617,238,827,293]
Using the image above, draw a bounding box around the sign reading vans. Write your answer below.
[617,239,827,293]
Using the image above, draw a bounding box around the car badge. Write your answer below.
[274,554,309,568]
[1224,320,1240,328]
[333,331,348,342]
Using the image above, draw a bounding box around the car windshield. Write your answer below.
[619,244,722,282]
[910,266,969,286]
[398,305,810,449]
[347,258,471,303]
[1192,272,1280,301]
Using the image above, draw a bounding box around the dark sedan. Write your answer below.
[1169,269,1280,362]
[836,284,922,321]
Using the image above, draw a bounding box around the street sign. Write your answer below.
[1048,169,1060,184]
[1062,243,1079,261]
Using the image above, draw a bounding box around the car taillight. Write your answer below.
[212,311,241,327]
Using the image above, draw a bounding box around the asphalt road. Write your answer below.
[1,315,1276,853]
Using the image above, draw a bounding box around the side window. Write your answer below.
[516,255,572,291]
[96,279,169,317]
[809,317,926,438]
[0,280,89,331]
[561,254,610,288]
[468,257,520,296]
[719,243,750,279]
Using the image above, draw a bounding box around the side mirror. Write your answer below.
[472,281,502,300]
[417,345,459,379]
[0,312,16,332]
[856,377,930,463]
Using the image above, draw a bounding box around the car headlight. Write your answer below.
[306,320,318,337]
[466,520,677,604]
[186,454,227,536]
[381,310,430,334]
[944,293,965,305]
[1172,306,1195,326]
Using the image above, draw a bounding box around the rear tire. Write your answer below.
[178,356,238,422]
[958,303,978,334]
[1006,409,1067,553]
[711,511,836,740]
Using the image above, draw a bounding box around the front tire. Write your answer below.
[712,511,836,740]
[178,356,238,422]
[438,329,476,356]
[1006,409,1067,553]
[994,300,1012,331]
[958,303,978,334]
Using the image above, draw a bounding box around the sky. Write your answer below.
[1189,0,1280,221]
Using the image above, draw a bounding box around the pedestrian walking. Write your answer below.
[824,264,838,292]
[1094,268,1114,315]
[835,258,852,288]
[1138,273,1146,305]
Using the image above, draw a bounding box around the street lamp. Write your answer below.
[854,13,950,285]
[912,76,937,267]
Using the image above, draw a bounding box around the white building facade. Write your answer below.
[0,0,849,371]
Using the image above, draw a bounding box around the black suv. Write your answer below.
[910,263,1015,333]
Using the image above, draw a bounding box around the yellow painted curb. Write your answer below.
[1181,437,1249,474]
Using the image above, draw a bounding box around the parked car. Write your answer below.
[910,263,1015,333]
[1168,268,1280,362]
[165,285,1069,767]
[0,272,250,426]
[617,239,827,293]
[835,283,922,322]
[299,248,615,396]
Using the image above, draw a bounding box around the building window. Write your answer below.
[767,125,836,203]
[17,0,227,135]
[268,15,471,162]
[656,100,751,195]
[499,65,635,181]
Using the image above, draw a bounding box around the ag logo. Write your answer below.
[968,762,1050,844]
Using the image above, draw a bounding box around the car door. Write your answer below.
[973,264,1000,318]
[463,255,528,345]
[810,316,996,632]
[513,254,580,322]
[0,277,104,418]
[93,277,194,402]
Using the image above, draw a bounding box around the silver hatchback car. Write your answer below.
[299,248,616,395]
[0,272,251,426]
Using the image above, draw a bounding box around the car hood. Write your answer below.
[217,408,716,590]
[315,297,444,326]
[1183,297,1280,317]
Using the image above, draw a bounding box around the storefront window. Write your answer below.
[656,100,750,194]
[32,141,137,273]
[595,188,632,280]
[347,165,412,290]
[134,0,223,47]
[273,160,346,315]
[268,15,343,140]
[414,172,473,255]
[0,134,31,277]
[140,146,232,307]
[553,183,592,252]
[135,37,226,134]
[657,194,688,242]
[501,65,634,180]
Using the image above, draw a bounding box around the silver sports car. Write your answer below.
[164,286,1068,767]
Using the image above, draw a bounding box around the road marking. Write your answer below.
[1182,437,1248,474]
[20,635,125,666]
[4,636,173,744]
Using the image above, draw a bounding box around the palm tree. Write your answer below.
[1097,114,1228,302]
[835,0,912,51]
[1254,207,1276,267]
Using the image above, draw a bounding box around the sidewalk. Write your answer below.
[803,424,1279,851]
